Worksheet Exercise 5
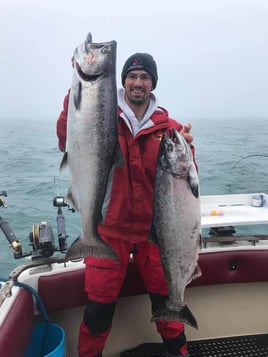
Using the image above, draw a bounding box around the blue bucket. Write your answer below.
[25,322,65,357]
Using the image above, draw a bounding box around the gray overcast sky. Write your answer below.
[0,0,267,121]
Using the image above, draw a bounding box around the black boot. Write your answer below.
[163,333,189,357]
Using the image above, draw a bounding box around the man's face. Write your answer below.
[124,70,153,106]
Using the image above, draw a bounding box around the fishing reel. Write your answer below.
[0,192,70,260]
[29,222,55,258]
[26,196,70,259]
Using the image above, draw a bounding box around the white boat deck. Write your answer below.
[201,193,268,228]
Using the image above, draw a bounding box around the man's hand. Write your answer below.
[180,123,193,144]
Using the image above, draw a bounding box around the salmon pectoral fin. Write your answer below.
[73,81,82,110]
[148,225,159,245]
[64,235,119,261]
[187,164,199,198]
[192,264,202,280]
[114,141,124,167]
[65,188,79,212]
[186,264,202,286]
[151,301,198,330]
[60,152,68,171]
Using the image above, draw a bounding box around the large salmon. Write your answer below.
[61,33,123,261]
[151,129,201,329]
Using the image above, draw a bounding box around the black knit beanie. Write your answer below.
[121,53,158,90]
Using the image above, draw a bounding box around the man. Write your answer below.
[57,53,195,357]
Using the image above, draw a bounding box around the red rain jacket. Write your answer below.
[56,92,196,244]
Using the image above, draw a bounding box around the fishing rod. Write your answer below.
[0,191,70,260]
[230,154,268,171]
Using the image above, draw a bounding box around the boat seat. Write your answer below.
[38,262,146,313]
[38,249,268,313]
[0,288,34,357]
[190,249,268,287]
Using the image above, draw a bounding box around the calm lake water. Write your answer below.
[0,117,267,277]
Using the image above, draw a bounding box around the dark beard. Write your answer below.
[129,97,146,106]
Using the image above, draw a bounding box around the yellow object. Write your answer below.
[210,209,224,216]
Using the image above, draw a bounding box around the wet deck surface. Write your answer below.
[120,334,268,357]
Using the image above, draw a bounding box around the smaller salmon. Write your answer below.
[151,129,201,329]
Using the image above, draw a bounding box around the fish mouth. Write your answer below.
[76,63,103,82]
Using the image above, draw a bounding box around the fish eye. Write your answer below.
[166,144,173,152]
[101,46,108,54]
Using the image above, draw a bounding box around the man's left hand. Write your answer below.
[180,123,193,144]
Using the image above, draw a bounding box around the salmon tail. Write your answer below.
[151,302,198,329]
[65,236,119,261]
[91,245,119,260]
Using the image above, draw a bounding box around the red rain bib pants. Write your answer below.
[78,235,188,357]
